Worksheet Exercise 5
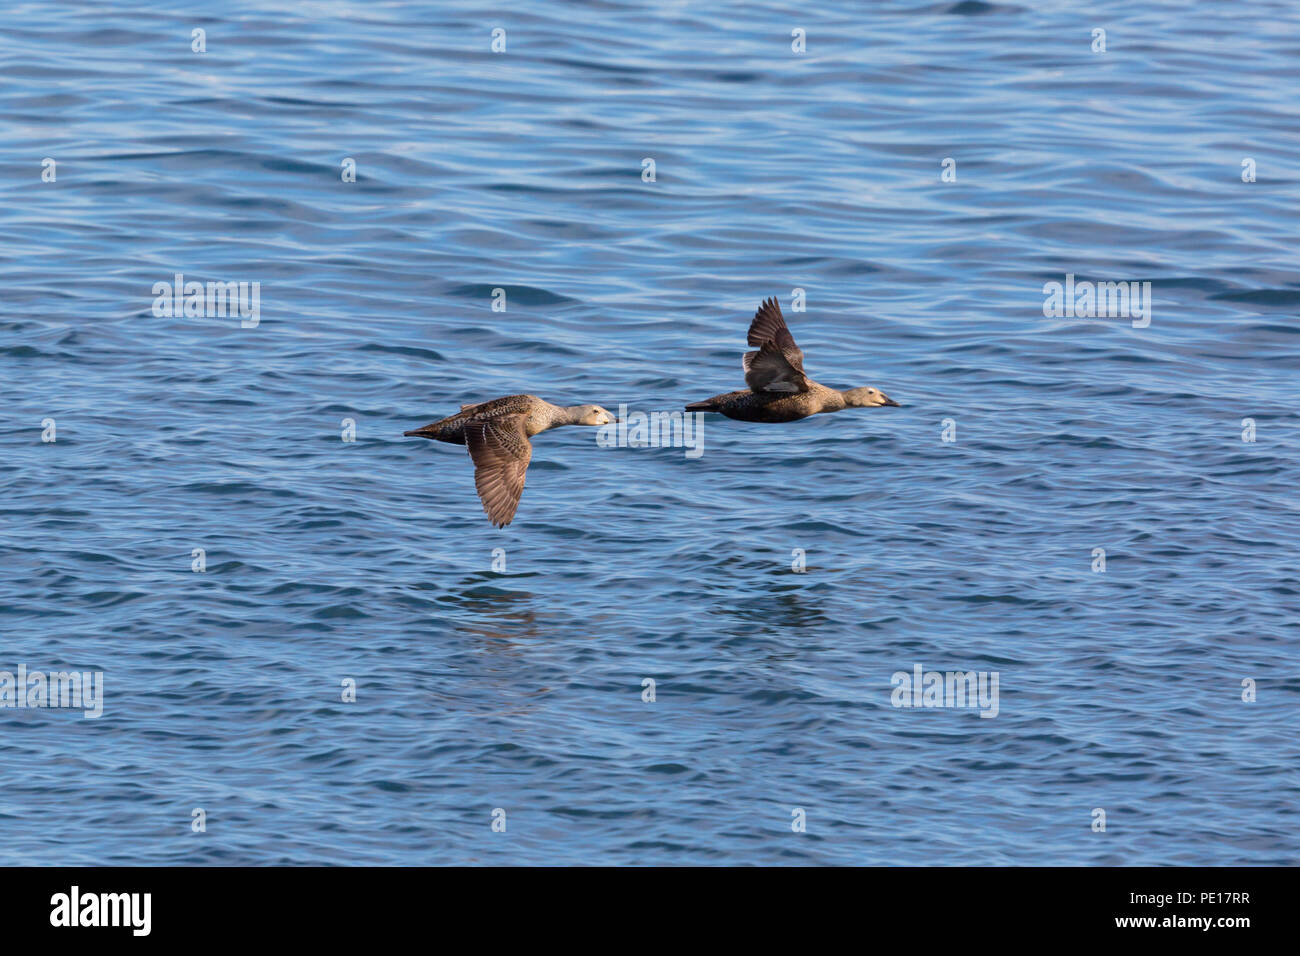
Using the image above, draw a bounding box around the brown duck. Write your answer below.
[404,395,615,527]
[685,297,899,422]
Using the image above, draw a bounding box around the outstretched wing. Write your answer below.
[742,296,809,393]
[464,414,533,528]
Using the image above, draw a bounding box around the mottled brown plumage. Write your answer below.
[686,297,899,422]
[404,395,615,527]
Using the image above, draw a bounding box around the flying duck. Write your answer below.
[405,395,616,527]
[685,297,899,422]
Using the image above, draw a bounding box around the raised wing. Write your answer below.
[464,414,533,528]
[742,296,809,393]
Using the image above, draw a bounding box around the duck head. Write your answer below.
[841,386,900,408]
[571,404,618,425]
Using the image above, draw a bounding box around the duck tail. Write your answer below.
[685,398,717,412]
[404,419,454,441]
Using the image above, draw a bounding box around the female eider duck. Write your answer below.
[404,395,616,527]
[685,296,899,422]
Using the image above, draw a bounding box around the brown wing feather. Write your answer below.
[464,415,532,528]
[743,296,809,392]
[743,350,803,392]
[746,296,798,351]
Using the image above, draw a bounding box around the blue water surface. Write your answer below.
[1,0,1298,865]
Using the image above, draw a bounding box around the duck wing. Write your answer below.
[464,413,533,528]
[742,296,810,393]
